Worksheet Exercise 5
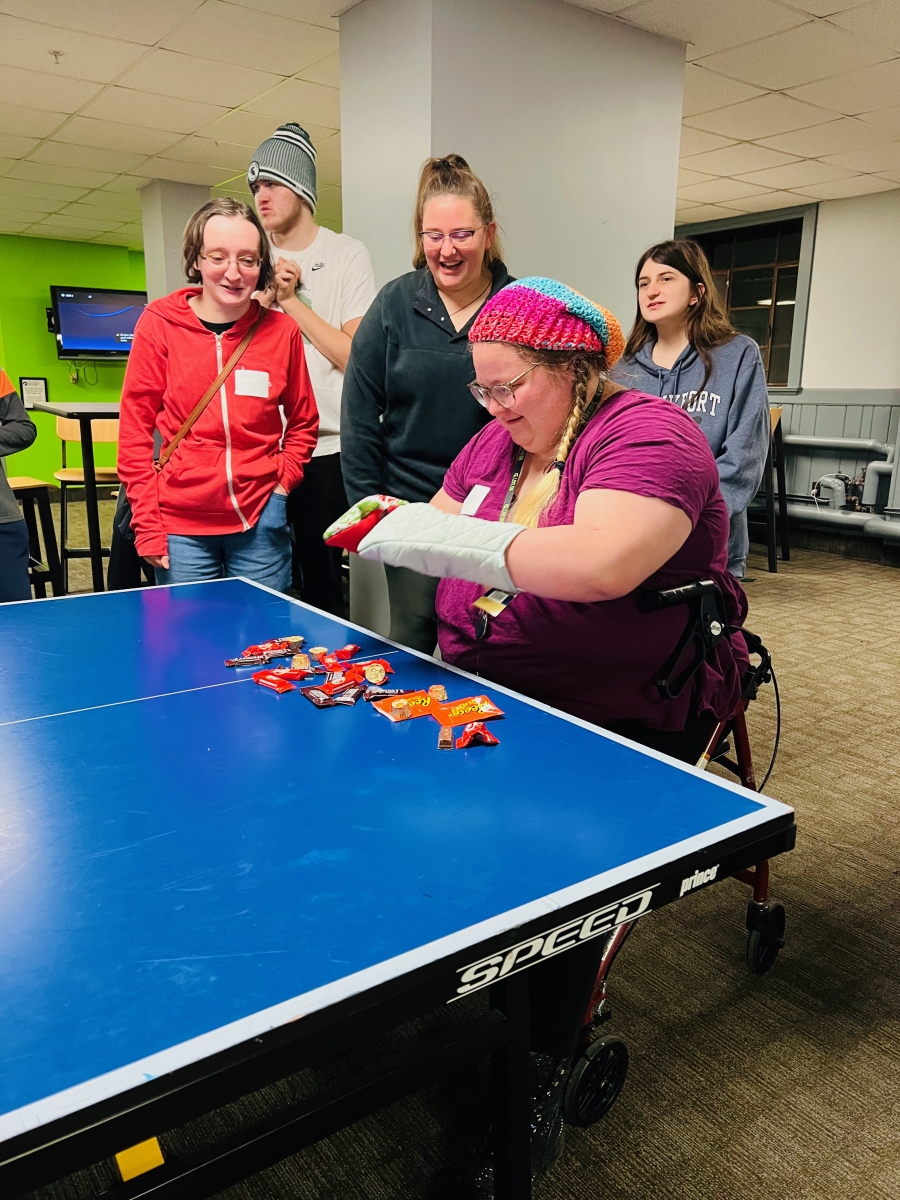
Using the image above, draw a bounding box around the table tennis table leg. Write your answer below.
[490,972,532,1199]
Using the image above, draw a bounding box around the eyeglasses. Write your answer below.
[199,252,262,272]
[419,227,483,246]
[468,364,538,409]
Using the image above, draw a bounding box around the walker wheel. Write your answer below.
[746,903,785,974]
[562,1037,628,1127]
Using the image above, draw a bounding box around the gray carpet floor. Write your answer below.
[23,532,900,1200]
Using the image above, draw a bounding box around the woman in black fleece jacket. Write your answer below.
[0,370,37,602]
[340,154,513,653]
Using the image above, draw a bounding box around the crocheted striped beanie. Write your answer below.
[248,123,317,214]
[469,276,625,366]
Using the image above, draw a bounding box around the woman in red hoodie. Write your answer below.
[118,198,318,589]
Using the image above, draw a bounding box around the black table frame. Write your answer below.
[0,818,795,1200]
[31,403,119,593]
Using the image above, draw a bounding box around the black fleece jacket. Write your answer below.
[340,262,514,504]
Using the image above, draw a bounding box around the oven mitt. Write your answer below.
[323,495,408,552]
[356,503,525,593]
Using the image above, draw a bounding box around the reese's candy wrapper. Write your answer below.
[364,662,387,685]
[456,721,500,749]
[373,690,435,721]
[301,686,338,708]
[323,495,408,552]
[434,695,504,727]
[391,698,412,721]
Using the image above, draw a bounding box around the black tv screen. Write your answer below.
[50,286,148,360]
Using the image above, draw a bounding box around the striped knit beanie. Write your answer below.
[248,123,317,214]
[469,276,625,366]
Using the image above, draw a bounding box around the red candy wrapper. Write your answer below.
[455,721,500,748]
[332,644,361,661]
[252,670,296,694]
[323,496,406,552]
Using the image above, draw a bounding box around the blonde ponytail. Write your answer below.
[507,353,604,529]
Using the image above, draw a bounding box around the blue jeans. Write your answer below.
[155,492,291,592]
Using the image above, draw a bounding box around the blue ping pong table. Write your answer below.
[0,579,795,1199]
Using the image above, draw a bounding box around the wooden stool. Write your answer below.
[9,477,64,598]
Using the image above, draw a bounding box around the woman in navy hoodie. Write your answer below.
[613,240,770,579]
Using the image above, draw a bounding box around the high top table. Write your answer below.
[0,580,796,1198]
[30,400,120,592]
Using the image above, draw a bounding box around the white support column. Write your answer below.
[140,180,211,301]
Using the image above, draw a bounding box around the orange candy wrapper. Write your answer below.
[372,689,433,722]
[433,694,504,727]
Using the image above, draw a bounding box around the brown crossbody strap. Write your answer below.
[154,312,265,473]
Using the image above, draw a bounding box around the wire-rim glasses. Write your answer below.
[199,252,262,273]
[419,227,484,246]
[467,363,538,409]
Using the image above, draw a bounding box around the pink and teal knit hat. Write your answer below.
[469,276,625,366]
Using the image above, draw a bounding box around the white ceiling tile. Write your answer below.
[0,0,207,43]
[859,105,900,133]
[798,175,899,199]
[40,211,122,231]
[677,177,775,203]
[679,126,736,157]
[777,1,874,15]
[91,231,144,246]
[295,51,339,88]
[9,160,115,188]
[52,118,182,157]
[243,78,340,128]
[160,1,337,77]
[696,22,893,90]
[873,167,900,183]
[100,175,154,192]
[717,191,814,213]
[678,166,718,186]
[822,140,900,171]
[0,133,38,157]
[59,201,137,223]
[681,65,765,118]
[202,111,335,153]
[674,203,738,223]
[221,0,338,30]
[314,130,340,188]
[757,116,897,157]
[0,64,103,112]
[0,192,58,213]
[315,181,340,225]
[787,57,900,114]
[118,49,282,109]
[129,156,231,185]
[829,0,900,52]
[684,94,837,141]
[0,176,87,199]
[211,179,252,198]
[680,143,801,176]
[29,141,147,173]
[161,135,253,172]
[0,14,147,83]
[615,0,807,61]
[0,218,28,231]
[81,87,229,134]
[0,102,66,138]
[735,159,855,188]
[74,190,142,212]
[28,224,103,240]
[564,1,638,12]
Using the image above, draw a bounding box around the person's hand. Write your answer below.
[252,286,277,309]
[273,257,302,305]
[144,554,170,570]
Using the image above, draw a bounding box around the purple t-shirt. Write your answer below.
[437,388,747,732]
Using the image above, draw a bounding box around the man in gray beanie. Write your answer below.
[249,123,375,617]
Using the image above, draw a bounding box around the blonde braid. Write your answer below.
[508,356,596,529]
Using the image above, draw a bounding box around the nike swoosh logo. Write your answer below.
[311,262,325,271]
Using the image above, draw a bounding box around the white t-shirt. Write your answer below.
[270,225,376,457]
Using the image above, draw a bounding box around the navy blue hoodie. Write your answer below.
[613,334,770,575]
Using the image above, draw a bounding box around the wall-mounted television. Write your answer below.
[50,286,148,361]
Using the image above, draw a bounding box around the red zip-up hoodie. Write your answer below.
[118,289,318,559]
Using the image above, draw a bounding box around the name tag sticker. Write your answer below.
[234,369,270,398]
[460,484,490,516]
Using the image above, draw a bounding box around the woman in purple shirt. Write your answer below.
[357,276,748,765]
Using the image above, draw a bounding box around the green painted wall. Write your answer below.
[0,234,145,480]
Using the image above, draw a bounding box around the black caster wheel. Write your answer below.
[746,902,785,974]
[562,1037,629,1127]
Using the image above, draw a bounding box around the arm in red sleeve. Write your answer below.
[277,325,319,493]
[116,312,170,559]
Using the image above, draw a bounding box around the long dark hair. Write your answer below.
[624,240,737,385]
